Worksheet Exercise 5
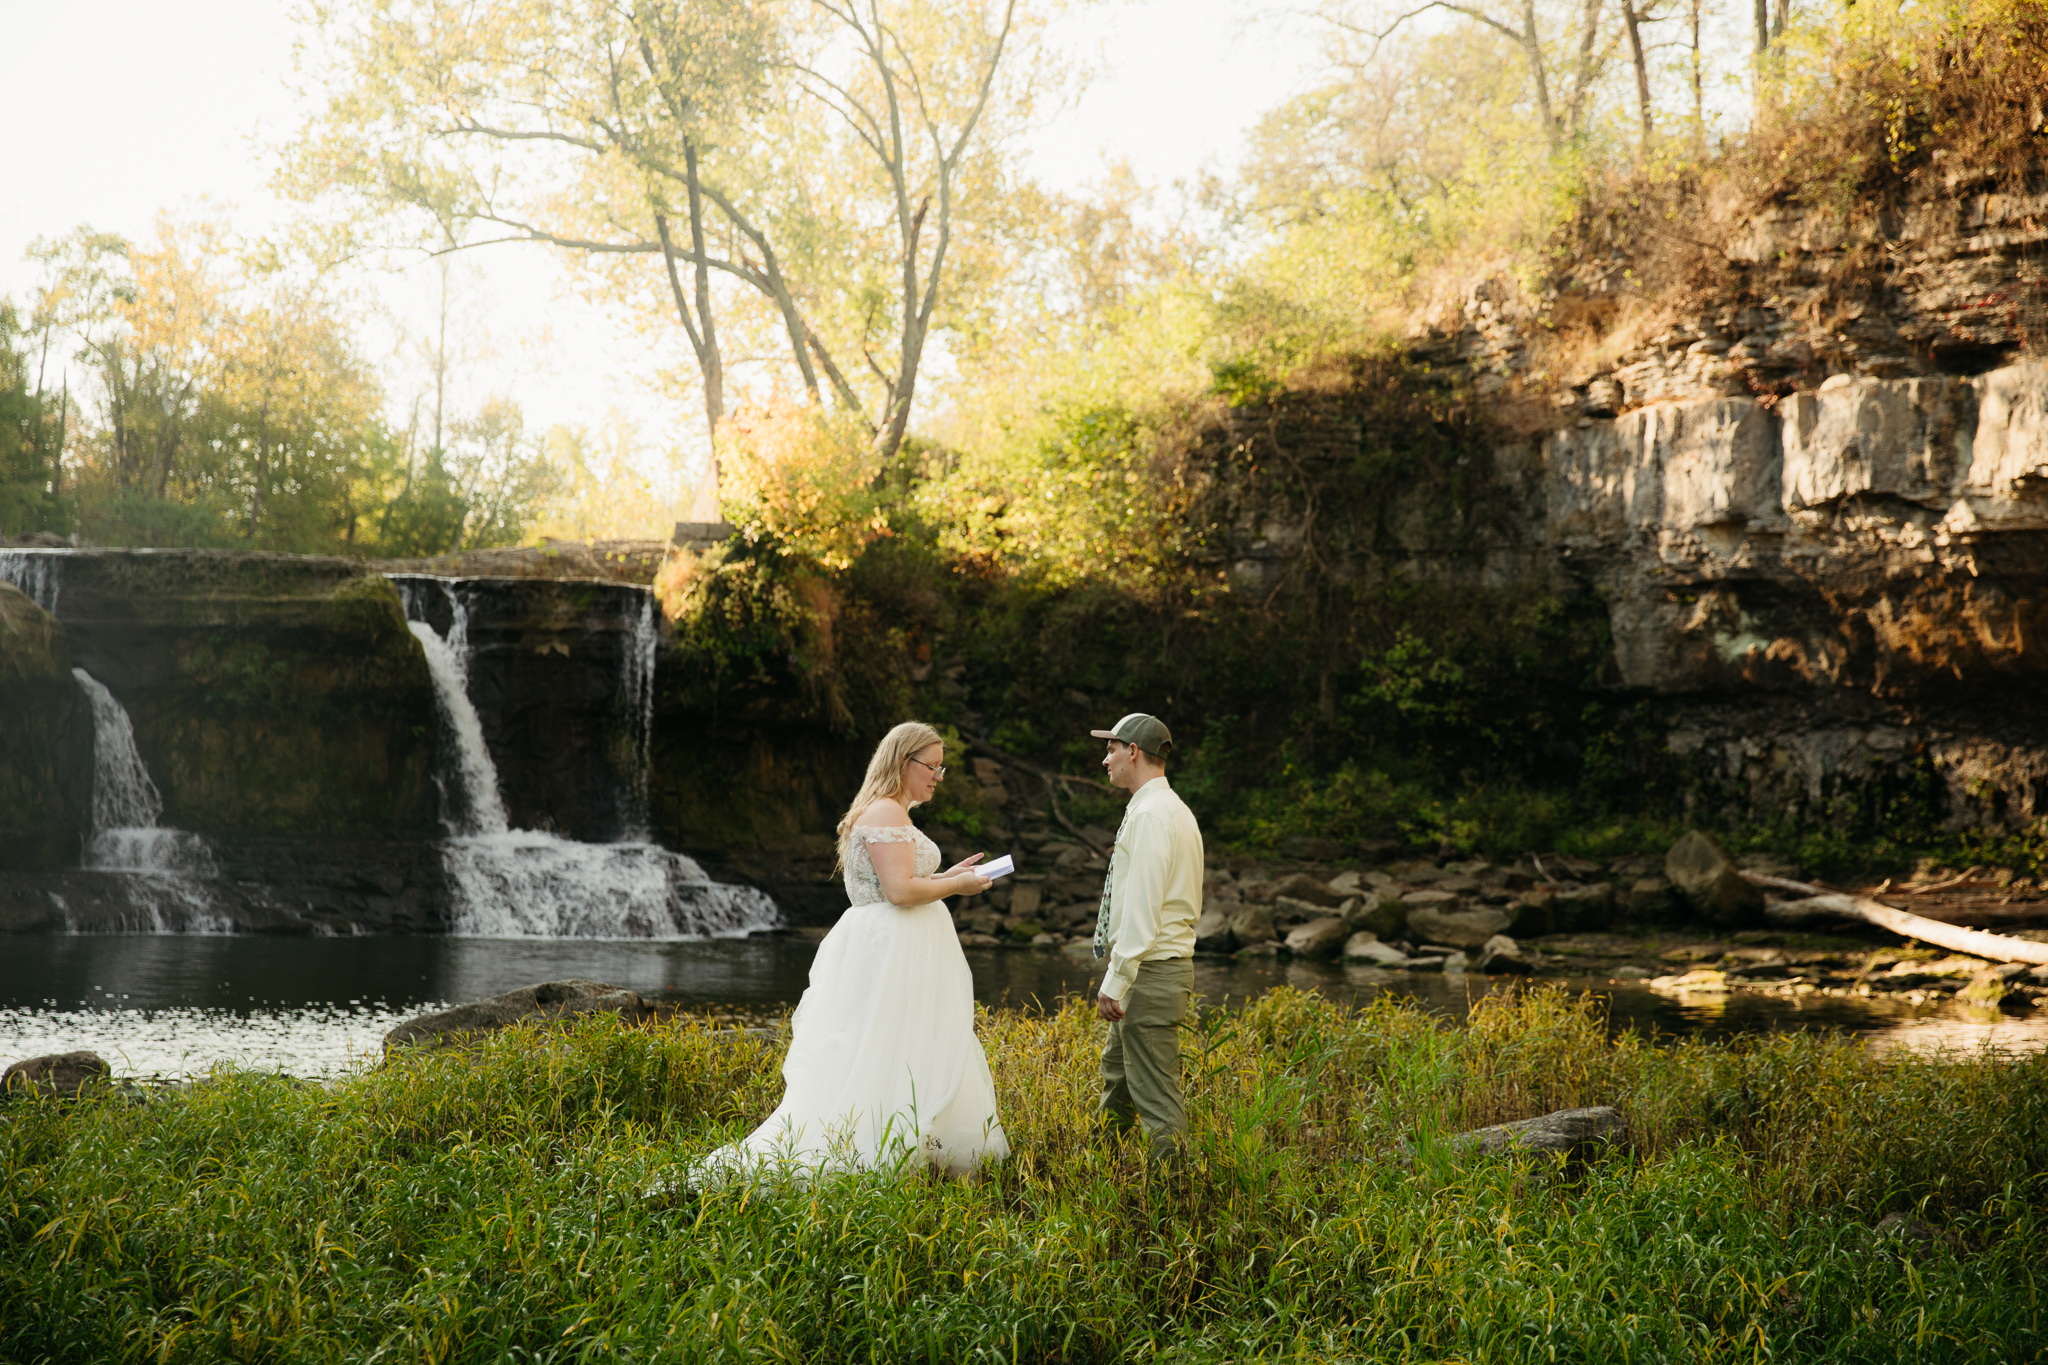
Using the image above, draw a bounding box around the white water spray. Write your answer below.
[618,593,659,838]
[397,577,776,939]
[0,549,65,615]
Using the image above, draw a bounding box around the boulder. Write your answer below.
[959,932,1001,947]
[1474,934,1534,974]
[1665,831,1766,928]
[957,907,1003,936]
[2,1050,110,1099]
[384,979,659,1051]
[1407,904,1513,950]
[1272,894,1332,927]
[1006,882,1044,920]
[1550,883,1617,932]
[1348,890,1408,939]
[1446,1105,1626,1158]
[1193,907,1237,953]
[1343,933,1409,965]
[1648,968,1730,994]
[1628,875,1680,923]
[1004,919,1045,942]
[1509,888,1556,934]
[1234,939,1282,957]
[1441,951,1470,974]
[1327,871,1363,895]
[1284,916,1350,959]
[1268,873,1349,907]
[1401,889,1461,910]
[1957,964,2029,1009]
[1228,904,1277,945]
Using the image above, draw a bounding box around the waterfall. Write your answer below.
[407,618,510,837]
[618,593,659,838]
[0,548,65,615]
[70,669,226,932]
[395,576,777,940]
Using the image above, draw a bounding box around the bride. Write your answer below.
[697,722,1011,1179]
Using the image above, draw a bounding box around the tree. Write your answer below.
[1317,0,1624,152]
[443,395,567,549]
[0,301,69,538]
[283,0,1067,512]
[26,217,420,552]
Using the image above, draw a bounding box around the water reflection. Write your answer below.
[2,934,2042,1078]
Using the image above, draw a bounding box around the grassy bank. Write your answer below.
[4,988,2044,1362]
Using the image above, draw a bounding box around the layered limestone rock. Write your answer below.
[1546,362,2048,832]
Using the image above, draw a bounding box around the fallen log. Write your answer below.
[1745,873,2048,966]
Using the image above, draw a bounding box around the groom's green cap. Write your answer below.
[1090,712,1173,758]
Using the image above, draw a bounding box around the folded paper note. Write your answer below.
[977,854,1016,881]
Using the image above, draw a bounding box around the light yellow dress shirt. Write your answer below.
[1099,776,1205,1003]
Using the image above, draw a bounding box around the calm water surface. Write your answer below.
[4,934,2043,1078]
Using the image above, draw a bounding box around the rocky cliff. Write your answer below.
[1197,172,2048,841]
[0,583,88,869]
[1,551,441,841]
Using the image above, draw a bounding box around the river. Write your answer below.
[5,933,2044,1080]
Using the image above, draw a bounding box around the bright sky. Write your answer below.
[0,0,1322,495]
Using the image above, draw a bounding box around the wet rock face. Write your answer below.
[447,579,655,842]
[3,550,439,841]
[0,583,89,869]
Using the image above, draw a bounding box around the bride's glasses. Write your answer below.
[908,757,947,780]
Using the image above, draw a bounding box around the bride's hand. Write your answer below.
[951,869,993,896]
[943,853,986,875]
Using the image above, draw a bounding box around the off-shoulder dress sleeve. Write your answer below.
[853,825,922,844]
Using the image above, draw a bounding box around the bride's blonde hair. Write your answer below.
[835,721,945,863]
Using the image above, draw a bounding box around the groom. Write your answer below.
[1091,712,1204,1165]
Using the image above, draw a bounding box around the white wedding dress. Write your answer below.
[696,823,1010,1179]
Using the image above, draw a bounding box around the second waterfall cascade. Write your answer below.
[70,668,227,932]
[398,578,777,939]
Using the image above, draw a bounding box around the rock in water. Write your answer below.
[1957,964,2029,1010]
[1343,932,1408,965]
[1475,933,1534,974]
[1664,831,1765,928]
[1407,904,1512,950]
[1284,916,1350,959]
[1267,873,1348,907]
[1271,894,1332,928]
[384,979,658,1051]
[1193,907,1237,953]
[2,1051,110,1099]
[1629,875,1679,923]
[1228,904,1277,945]
[1550,883,1617,932]
[1348,890,1408,939]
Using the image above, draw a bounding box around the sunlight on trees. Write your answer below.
[5,0,2027,566]
[283,0,1089,516]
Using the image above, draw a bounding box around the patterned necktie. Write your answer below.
[1092,804,1136,960]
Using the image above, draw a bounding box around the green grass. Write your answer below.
[3,987,2044,1362]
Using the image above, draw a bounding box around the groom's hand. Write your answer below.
[1095,993,1124,1022]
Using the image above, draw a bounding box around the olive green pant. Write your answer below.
[1098,957,1193,1164]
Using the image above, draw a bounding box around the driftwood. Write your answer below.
[1746,873,2048,966]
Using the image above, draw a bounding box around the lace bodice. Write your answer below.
[844,823,941,906]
